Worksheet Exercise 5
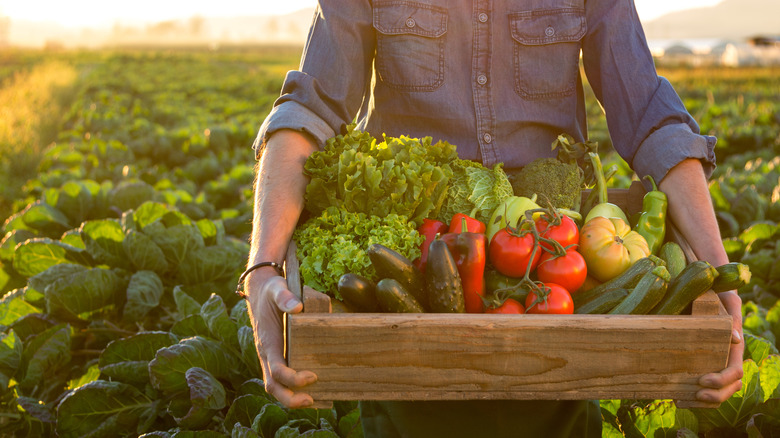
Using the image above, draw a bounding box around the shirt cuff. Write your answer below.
[631,123,717,189]
[253,101,335,159]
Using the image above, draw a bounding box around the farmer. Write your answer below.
[242,1,744,436]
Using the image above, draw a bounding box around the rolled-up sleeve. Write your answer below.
[253,1,375,158]
[581,0,716,186]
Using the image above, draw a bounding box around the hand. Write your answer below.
[695,290,744,406]
[245,268,318,408]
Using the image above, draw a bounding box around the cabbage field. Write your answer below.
[1,48,779,437]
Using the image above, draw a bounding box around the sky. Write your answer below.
[1,0,723,27]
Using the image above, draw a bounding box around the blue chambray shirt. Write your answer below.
[256,0,717,184]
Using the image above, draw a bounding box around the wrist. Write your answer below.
[236,261,285,298]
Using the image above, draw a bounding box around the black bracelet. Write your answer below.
[235,261,285,299]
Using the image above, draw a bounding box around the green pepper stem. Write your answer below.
[588,152,608,205]
[644,174,659,192]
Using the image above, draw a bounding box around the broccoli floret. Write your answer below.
[508,157,581,210]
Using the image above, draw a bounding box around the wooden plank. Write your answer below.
[303,286,331,314]
[692,291,728,316]
[288,312,732,402]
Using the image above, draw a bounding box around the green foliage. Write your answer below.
[2,51,778,438]
[294,206,423,298]
[303,124,458,227]
[437,159,514,224]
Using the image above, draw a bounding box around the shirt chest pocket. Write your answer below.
[373,1,448,91]
[509,8,586,100]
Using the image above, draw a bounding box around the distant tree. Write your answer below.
[146,20,180,37]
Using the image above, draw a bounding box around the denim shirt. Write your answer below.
[256,0,717,184]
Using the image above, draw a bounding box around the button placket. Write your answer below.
[472,0,497,165]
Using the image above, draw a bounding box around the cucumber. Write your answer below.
[712,262,752,293]
[651,261,719,315]
[658,242,686,278]
[425,239,466,313]
[575,288,629,314]
[367,244,427,309]
[337,273,378,312]
[375,278,426,313]
[609,266,670,315]
[573,257,658,308]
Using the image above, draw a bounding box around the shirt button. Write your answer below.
[478,13,488,23]
[406,18,416,28]
[545,26,555,37]
[483,133,493,144]
[477,74,487,85]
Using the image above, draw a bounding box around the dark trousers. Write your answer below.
[360,399,602,438]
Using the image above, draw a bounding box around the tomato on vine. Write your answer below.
[535,212,579,250]
[488,226,540,278]
[536,249,587,294]
[485,298,525,314]
[525,283,574,314]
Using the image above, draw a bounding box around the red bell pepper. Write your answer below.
[441,216,487,313]
[414,218,449,273]
[448,213,486,234]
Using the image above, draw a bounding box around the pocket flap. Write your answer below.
[510,8,586,45]
[373,1,447,38]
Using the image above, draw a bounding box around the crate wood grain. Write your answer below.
[284,182,733,406]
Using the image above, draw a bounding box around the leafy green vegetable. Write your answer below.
[437,159,513,224]
[294,206,423,298]
[694,359,762,433]
[99,331,178,385]
[303,125,457,227]
[149,336,235,394]
[56,380,156,438]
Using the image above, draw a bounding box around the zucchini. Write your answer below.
[712,262,752,292]
[573,257,658,308]
[575,288,629,314]
[651,260,719,315]
[337,273,378,312]
[367,244,427,309]
[375,278,426,313]
[658,242,686,278]
[425,239,466,313]
[609,266,671,315]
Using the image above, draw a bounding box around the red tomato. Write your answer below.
[535,214,579,250]
[488,228,541,277]
[485,298,525,314]
[525,283,574,314]
[536,249,587,294]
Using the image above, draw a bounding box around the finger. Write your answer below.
[265,377,315,409]
[260,357,314,409]
[718,291,743,344]
[696,377,743,404]
[699,364,743,389]
[262,350,317,408]
[266,277,303,314]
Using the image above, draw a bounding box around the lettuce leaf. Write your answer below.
[304,125,457,227]
[438,159,514,224]
[293,207,423,298]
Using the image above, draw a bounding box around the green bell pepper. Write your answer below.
[634,175,667,255]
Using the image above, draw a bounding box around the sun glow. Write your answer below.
[2,0,724,27]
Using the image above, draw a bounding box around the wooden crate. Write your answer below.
[284,181,733,408]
